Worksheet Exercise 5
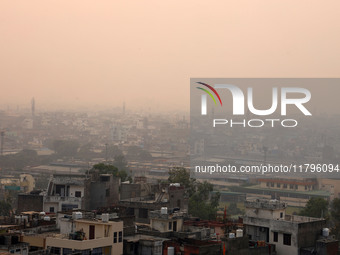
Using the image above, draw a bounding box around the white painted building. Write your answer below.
[44,173,86,213]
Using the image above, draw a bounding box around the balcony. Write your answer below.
[44,196,82,203]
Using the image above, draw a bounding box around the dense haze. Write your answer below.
[1,0,340,112]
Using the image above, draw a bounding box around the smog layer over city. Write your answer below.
[1,1,340,255]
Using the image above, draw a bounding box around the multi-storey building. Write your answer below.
[243,198,335,255]
[46,213,123,255]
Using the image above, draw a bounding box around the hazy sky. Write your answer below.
[1,0,340,112]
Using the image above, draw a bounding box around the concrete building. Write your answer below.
[0,174,35,194]
[149,209,185,233]
[17,194,43,214]
[46,213,123,255]
[0,234,29,255]
[162,239,222,255]
[44,174,86,213]
[44,172,120,213]
[84,173,120,210]
[258,178,317,192]
[243,198,329,255]
[119,183,188,223]
[111,124,129,143]
[318,178,340,200]
[124,235,169,255]
[229,179,330,207]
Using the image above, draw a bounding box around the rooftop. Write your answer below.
[149,209,187,220]
[245,199,287,210]
[124,234,170,243]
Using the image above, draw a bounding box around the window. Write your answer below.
[266,182,270,187]
[283,184,287,189]
[63,248,72,255]
[273,232,278,242]
[49,207,55,213]
[277,183,281,188]
[280,212,283,218]
[89,225,95,240]
[271,183,274,187]
[106,188,110,197]
[100,175,110,182]
[114,232,117,243]
[50,247,61,255]
[138,208,148,219]
[290,184,294,189]
[169,222,172,230]
[119,231,123,242]
[283,234,291,246]
[61,204,78,211]
[75,191,81,198]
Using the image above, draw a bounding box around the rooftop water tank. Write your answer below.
[229,233,235,238]
[43,216,51,221]
[167,247,175,255]
[322,228,329,237]
[72,212,83,220]
[102,213,109,222]
[236,229,243,238]
[161,207,168,214]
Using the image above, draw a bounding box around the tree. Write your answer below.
[330,198,340,238]
[113,155,128,171]
[168,168,220,220]
[189,185,220,220]
[168,167,196,196]
[92,163,118,175]
[0,200,12,217]
[227,202,243,215]
[299,197,328,218]
[91,163,130,182]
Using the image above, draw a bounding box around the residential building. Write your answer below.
[46,213,123,255]
[119,183,188,223]
[44,174,86,213]
[243,198,333,255]
[0,234,29,255]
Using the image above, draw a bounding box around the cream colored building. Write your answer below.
[258,178,317,192]
[45,217,123,255]
[318,178,340,200]
[0,174,35,193]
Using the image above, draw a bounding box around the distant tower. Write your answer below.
[0,131,4,156]
[31,97,35,117]
[123,102,126,115]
